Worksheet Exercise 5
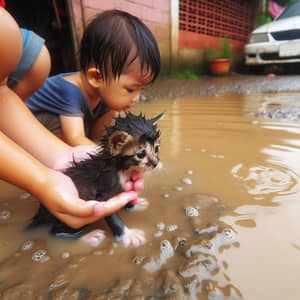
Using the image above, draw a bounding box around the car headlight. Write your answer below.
[249,32,269,43]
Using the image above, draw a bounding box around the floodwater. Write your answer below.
[1,93,300,299]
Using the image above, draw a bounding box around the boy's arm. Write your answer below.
[90,110,116,141]
[60,115,95,146]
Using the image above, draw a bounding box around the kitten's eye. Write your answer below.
[136,150,146,159]
[154,145,160,153]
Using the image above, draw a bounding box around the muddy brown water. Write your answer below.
[1,93,300,299]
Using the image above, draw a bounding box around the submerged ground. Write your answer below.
[145,73,300,99]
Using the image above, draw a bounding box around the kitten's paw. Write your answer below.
[80,229,106,247]
[127,197,149,212]
[122,227,146,248]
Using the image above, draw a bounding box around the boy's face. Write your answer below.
[97,58,152,111]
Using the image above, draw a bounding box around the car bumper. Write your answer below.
[245,40,300,65]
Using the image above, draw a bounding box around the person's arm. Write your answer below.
[0,131,140,228]
[0,86,73,169]
[90,110,116,141]
[60,115,95,146]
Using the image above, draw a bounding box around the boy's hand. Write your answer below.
[39,169,138,228]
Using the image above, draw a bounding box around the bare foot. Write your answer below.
[80,229,106,247]
[123,227,146,248]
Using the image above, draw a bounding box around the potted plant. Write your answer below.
[204,36,233,75]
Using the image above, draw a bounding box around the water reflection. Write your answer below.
[1,93,300,299]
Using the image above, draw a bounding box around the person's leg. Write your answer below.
[7,29,51,100]
[12,44,51,100]
[0,8,22,84]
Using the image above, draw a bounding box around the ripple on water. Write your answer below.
[231,163,297,196]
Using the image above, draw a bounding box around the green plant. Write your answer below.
[204,36,233,60]
[175,69,198,80]
[258,12,272,25]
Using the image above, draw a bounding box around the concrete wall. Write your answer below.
[68,0,171,74]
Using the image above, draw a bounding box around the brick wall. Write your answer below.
[179,0,257,52]
[69,0,171,74]
[177,0,259,73]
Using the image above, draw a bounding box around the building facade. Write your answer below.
[68,0,258,74]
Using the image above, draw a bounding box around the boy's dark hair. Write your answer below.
[80,10,160,82]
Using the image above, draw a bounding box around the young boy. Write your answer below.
[0,7,143,244]
[26,9,160,146]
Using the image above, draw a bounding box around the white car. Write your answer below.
[245,1,300,67]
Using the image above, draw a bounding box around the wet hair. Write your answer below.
[105,112,164,140]
[79,10,160,82]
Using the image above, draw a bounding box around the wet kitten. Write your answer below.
[27,112,163,247]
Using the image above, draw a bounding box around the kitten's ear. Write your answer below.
[151,112,165,124]
[109,131,133,155]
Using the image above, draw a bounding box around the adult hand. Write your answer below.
[52,144,101,171]
[37,168,138,228]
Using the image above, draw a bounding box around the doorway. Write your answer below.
[5,0,77,75]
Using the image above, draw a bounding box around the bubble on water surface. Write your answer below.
[166,224,179,232]
[252,120,259,125]
[0,210,11,220]
[175,186,183,192]
[162,193,171,199]
[132,255,145,265]
[61,251,70,259]
[156,222,165,231]
[215,228,238,246]
[186,170,193,175]
[32,249,49,262]
[210,154,225,159]
[181,177,192,185]
[184,206,199,217]
[19,192,31,199]
[160,240,174,260]
[21,240,34,251]
[154,231,163,238]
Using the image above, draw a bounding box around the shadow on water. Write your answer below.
[1,93,300,299]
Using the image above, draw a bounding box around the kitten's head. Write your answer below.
[101,112,164,172]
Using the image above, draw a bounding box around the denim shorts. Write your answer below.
[35,112,62,136]
[7,28,45,87]
[34,111,92,138]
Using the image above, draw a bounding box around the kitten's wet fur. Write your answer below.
[27,112,163,244]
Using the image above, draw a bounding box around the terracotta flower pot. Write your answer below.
[209,58,231,75]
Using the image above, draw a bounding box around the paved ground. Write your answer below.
[144,73,300,100]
